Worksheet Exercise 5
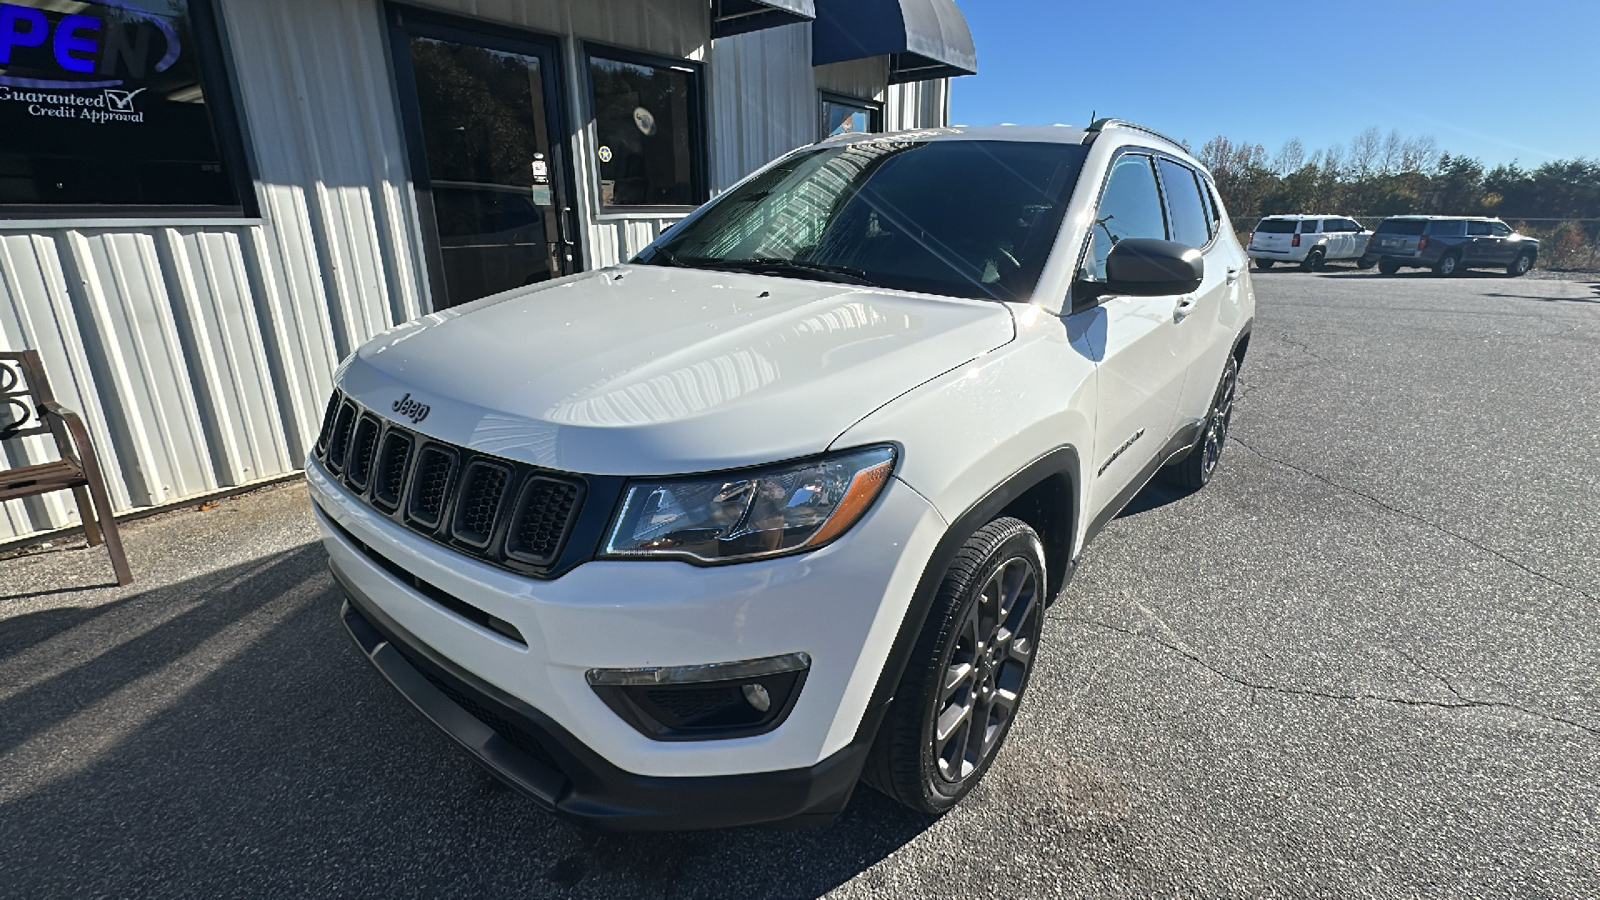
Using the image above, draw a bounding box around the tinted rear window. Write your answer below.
[1376,219,1427,235]
[1256,220,1296,233]
[1428,220,1466,237]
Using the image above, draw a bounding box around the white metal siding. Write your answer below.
[0,0,421,540]
[0,0,952,541]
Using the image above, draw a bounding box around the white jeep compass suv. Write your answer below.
[310,119,1254,831]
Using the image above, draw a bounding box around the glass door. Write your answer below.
[389,8,580,308]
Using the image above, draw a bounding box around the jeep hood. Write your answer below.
[337,265,1014,475]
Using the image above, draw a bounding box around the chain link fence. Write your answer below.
[1228,217,1600,271]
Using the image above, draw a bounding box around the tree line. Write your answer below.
[1188,127,1599,267]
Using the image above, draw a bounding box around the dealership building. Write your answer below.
[0,0,974,542]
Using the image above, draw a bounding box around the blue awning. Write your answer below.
[812,0,976,83]
[711,0,816,39]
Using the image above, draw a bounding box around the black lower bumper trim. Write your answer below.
[335,570,866,831]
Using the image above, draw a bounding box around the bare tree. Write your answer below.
[1350,126,1382,177]
[1273,138,1306,175]
[1401,134,1440,174]
[1322,142,1346,175]
[1381,128,1404,174]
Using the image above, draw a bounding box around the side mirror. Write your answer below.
[1086,238,1204,298]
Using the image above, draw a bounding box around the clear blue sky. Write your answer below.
[951,0,1599,168]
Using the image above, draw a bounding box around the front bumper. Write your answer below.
[308,458,947,824]
[338,587,866,830]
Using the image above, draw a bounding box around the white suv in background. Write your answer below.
[1247,215,1374,270]
[309,120,1255,830]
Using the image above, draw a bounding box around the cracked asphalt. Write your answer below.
[2,269,1597,898]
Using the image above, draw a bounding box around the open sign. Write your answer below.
[0,1,180,89]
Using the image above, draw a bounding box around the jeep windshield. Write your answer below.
[636,140,1089,302]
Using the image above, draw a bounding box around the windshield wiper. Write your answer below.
[713,257,875,286]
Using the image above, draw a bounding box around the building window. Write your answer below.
[586,47,704,210]
[820,92,880,139]
[0,0,250,215]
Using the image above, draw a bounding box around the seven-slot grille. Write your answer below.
[315,391,584,573]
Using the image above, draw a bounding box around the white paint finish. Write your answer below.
[339,264,1015,475]
[160,229,295,487]
[65,231,219,506]
[833,305,1100,549]
[709,23,816,191]
[885,78,949,131]
[311,461,948,775]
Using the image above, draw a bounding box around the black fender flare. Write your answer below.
[850,446,1081,748]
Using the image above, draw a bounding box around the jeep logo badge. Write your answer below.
[392,392,431,424]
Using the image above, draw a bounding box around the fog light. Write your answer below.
[742,683,771,712]
[586,652,809,740]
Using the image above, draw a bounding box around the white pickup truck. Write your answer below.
[1247,215,1374,271]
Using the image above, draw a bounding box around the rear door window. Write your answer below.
[1156,159,1210,249]
[1429,220,1466,237]
[1467,221,1491,236]
[1377,219,1427,235]
[1299,219,1321,233]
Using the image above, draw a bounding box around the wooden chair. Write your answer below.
[0,350,131,585]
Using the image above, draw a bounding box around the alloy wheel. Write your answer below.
[1201,362,1238,478]
[932,556,1040,783]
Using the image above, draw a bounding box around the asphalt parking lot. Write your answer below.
[2,268,1597,898]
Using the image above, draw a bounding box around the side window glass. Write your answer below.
[1087,154,1167,280]
[1157,159,1210,249]
[1489,221,1511,237]
[1300,220,1320,234]
[1467,221,1491,236]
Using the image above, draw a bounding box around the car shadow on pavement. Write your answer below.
[1115,480,1190,520]
[0,543,935,898]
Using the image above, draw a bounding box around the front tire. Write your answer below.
[864,518,1046,815]
[1508,251,1534,276]
[1163,354,1238,491]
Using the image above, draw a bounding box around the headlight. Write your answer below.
[602,446,897,562]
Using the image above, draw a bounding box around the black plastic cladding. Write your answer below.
[315,390,610,579]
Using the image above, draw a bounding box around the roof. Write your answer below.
[1379,214,1504,221]
[821,120,1186,151]
[821,124,1093,146]
[1259,214,1355,220]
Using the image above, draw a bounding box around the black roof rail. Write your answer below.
[1084,117,1187,151]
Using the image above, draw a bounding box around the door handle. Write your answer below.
[557,207,577,247]
[1174,294,1198,320]
[1225,267,1241,284]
